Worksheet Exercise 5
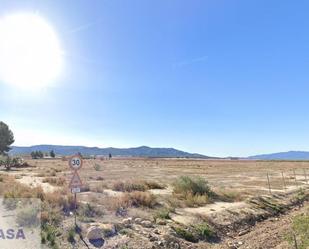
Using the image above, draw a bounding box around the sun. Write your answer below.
[0,13,63,89]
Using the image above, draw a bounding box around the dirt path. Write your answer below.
[211,202,309,249]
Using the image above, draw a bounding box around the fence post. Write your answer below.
[293,169,298,186]
[281,171,287,191]
[267,173,272,195]
[304,168,308,185]
[293,234,298,249]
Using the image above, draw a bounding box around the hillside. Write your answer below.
[249,151,309,160]
[10,145,211,158]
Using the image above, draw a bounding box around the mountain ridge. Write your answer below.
[9,145,212,158]
[248,150,309,160]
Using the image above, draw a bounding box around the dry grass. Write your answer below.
[112,180,164,192]
[43,177,66,186]
[107,191,157,210]
[90,182,108,193]
[215,188,248,202]
[172,176,214,207]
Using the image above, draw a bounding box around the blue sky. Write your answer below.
[1,0,309,157]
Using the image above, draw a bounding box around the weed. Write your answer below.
[173,226,198,243]
[286,211,309,249]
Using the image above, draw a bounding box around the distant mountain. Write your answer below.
[249,151,309,160]
[10,145,212,158]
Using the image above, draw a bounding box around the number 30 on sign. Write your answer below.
[69,155,83,170]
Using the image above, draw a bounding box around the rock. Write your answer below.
[141,220,153,228]
[156,219,166,225]
[87,223,117,241]
[101,223,117,237]
[89,238,105,248]
[134,218,142,224]
[149,236,158,242]
[238,229,249,236]
[122,217,132,225]
[157,241,164,246]
[227,242,237,249]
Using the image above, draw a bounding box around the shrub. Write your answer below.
[173,227,198,243]
[184,193,211,207]
[123,191,157,208]
[194,222,215,240]
[94,163,102,171]
[67,227,76,243]
[43,177,66,186]
[143,181,165,190]
[110,191,157,210]
[173,176,212,197]
[79,202,103,218]
[154,208,171,220]
[173,222,215,243]
[113,180,164,192]
[113,181,147,192]
[216,189,245,202]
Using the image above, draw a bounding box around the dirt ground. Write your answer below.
[1,158,309,248]
[21,158,309,195]
[211,202,309,249]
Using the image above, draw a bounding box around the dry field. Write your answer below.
[24,158,309,190]
[1,158,309,249]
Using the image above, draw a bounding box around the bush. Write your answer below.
[183,193,211,207]
[173,222,215,243]
[173,176,212,197]
[122,191,157,208]
[174,227,198,243]
[113,180,164,192]
[79,203,103,218]
[143,181,165,190]
[67,227,76,243]
[154,208,171,220]
[94,163,102,171]
[110,191,157,210]
[194,222,215,240]
[113,181,147,192]
[43,177,66,186]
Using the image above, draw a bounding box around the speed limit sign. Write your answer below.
[69,155,83,170]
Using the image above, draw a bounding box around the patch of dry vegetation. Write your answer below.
[107,191,157,211]
[43,177,66,186]
[172,176,214,207]
[112,179,164,192]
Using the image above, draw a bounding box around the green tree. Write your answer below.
[0,121,14,155]
[38,150,44,158]
[50,150,55,158]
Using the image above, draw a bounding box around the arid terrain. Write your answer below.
[0,158,308,249]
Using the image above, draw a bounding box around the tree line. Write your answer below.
[31,150,56,159]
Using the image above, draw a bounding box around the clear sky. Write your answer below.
[1,0,309,157]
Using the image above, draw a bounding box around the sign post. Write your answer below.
[68,155,83,228]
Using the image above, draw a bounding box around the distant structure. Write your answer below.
[109,153,112,160]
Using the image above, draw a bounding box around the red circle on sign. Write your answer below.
[69,155,83,170]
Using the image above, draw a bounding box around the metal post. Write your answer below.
[74,192,77,228]
[304,168,308,184]
[293,169,298,186]
[267,173,272,195]
[281,172,287,191]
[293,234,298,249]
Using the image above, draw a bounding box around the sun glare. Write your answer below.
[0,13,63,89]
